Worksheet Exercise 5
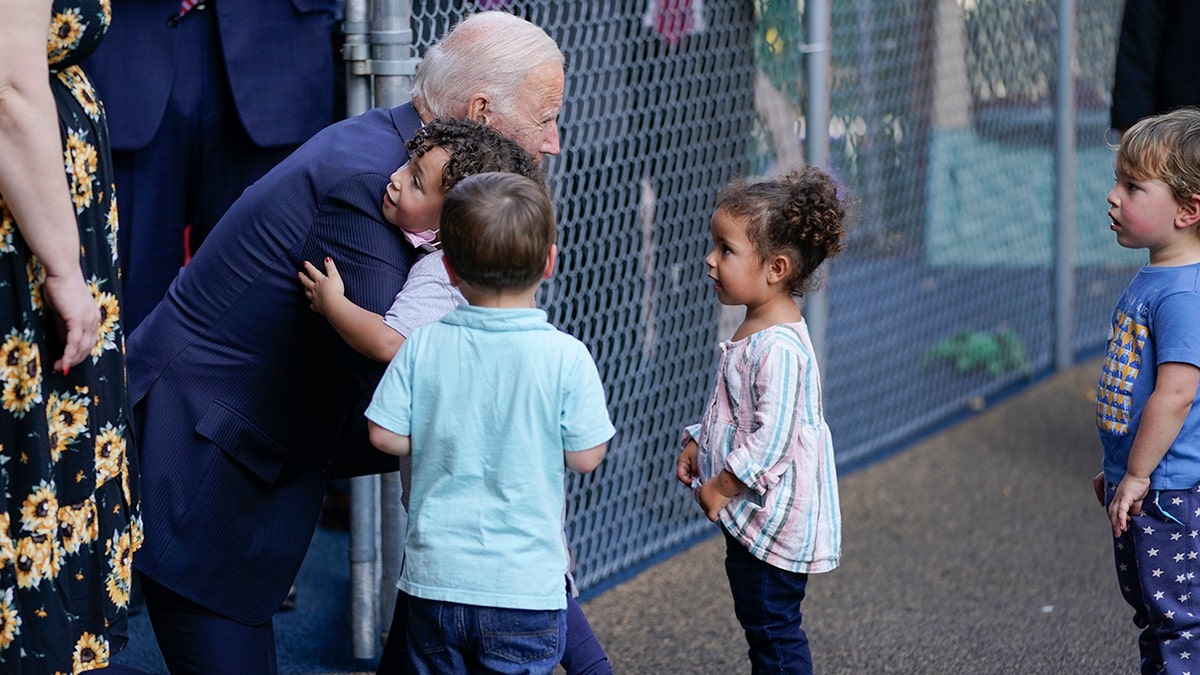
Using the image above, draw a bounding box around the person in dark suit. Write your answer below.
[125,11,565,673]
[1111,0,1200,135]
[83,0,339,331]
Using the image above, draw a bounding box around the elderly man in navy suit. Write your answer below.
[124,11,564,673]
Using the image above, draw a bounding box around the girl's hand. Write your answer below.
[1108,474,1150,538]
[298,258,345,315]
[676,440,699,487]
[698,469,745,522]
[42,271,99,373]
[698,480,733,522]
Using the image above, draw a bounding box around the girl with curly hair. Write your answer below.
[676,166,848,675]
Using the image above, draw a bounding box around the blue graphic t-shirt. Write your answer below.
[1098,262,1200,489]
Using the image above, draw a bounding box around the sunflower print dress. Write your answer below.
[0,1,142,672]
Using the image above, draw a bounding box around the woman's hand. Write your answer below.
[42,271,99,373]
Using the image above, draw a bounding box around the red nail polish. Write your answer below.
[325,257,331,263]
[63,365,69,376]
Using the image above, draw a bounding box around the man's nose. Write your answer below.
[542,128,561,157]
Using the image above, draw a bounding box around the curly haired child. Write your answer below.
[676,165,846,675]
[298,117,539,363]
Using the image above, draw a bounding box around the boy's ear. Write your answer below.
[1177,194,1200,228]
[442,255,462,287]
[466,94,491,126]
[542,244,558,280]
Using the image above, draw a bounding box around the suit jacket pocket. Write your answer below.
[195,401,294,484]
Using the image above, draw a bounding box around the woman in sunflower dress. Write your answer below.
[0,0,142,672]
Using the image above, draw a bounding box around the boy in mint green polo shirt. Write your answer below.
[366,172,614,674]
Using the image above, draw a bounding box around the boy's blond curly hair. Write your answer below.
[1116,107,1200,204]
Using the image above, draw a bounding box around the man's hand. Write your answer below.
[42,271,99,373]
[298,258,345,315]
[1108,473,1150,538]
[676,440,699,487]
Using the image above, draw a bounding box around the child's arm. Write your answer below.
[299,258,405,363]
[367,420,411,457]
[565,443,607,474]
[1108,361,1200,537]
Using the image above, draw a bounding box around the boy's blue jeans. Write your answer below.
[1107,481,1200,675]
[407,596,566,675]
[723,526,812,675]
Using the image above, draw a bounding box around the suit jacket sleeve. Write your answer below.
[302,172,415,475]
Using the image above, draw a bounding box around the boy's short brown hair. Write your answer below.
[1116,107,1200,204]
[440,172,555,291]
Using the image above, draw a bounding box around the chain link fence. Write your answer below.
[403,0,1129,597]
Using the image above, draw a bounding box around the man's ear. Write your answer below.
[542,244,558,280]
[442,255,462,287]
[466,94,491,126]
[1177,194,1200,228]
[766,254,791,285]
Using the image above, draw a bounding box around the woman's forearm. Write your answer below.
[0,0,87,281]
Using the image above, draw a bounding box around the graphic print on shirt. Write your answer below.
[1097,307,1148,436]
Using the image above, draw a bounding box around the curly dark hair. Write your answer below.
[405,118,541,192]
[716,166,847,297]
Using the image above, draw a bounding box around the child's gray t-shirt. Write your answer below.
[382,250,464,338]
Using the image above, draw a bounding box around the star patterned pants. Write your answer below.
[1108,481,1200,675]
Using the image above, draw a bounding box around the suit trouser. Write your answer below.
[111,5,295,332]
[140,573,279,675]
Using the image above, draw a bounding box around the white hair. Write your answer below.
[411,11,564,119]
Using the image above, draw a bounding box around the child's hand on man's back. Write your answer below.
[298,258,346,316]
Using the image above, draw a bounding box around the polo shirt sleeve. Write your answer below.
[364,336,416,437]
[561,343,616,452]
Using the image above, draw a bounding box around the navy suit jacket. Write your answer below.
[1111,0,1200,132]
[127,104,422,624]
[83,0,335,149]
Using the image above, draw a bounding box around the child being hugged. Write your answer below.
[364,172,615,674]
[1096,107,1200,674]
[298,117,538,363]
[676,166,846,675]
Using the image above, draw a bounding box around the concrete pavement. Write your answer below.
[581,357,1140,674]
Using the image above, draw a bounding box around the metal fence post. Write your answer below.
[803,0,831,365]
[343,0,381,657]
[1054,0,1077,370]
[367,0,417,642]
[342,0,419,659]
